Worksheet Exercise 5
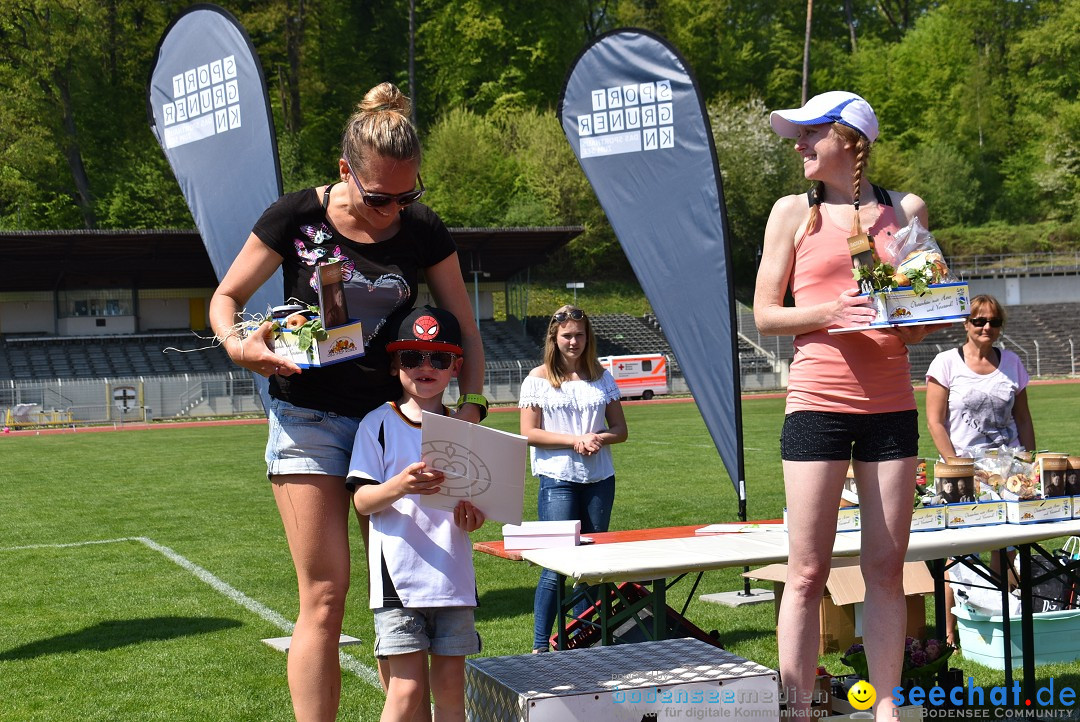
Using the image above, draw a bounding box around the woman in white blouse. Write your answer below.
[519,305,629,653]
[925,294,1035,645]
[925,294,1035,459]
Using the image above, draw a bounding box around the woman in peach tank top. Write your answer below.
[753,91,944,722]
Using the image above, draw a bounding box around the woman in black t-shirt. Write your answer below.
[210,82,484,722]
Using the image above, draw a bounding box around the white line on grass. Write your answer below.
[0,536,381,688]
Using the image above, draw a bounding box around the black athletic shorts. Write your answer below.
[780,409,919,462]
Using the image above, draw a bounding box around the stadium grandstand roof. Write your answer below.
[0,226,583,292]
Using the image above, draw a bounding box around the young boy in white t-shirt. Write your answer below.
[348,305,485,722]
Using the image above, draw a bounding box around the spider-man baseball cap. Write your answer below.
[386,305,463,354]
[770,91,879,143]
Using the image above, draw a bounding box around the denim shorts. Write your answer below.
[264,397,362,479]
[373,606,481,658]
[780,409,919,463]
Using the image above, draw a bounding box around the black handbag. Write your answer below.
[1028,540,1080,613]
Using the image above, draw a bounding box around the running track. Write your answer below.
[4,377,1078,436]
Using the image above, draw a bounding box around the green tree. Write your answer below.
[0,0,193,229]
[96,153,194,228]
[904,141,983,227]
[850,2,1047,223]
[707,95,805,290]
[1003,0,1080,221]
[238,0,413,191]
[0,0,109,227]
[497,109,627,278]
[421,108,519,226]
[415,0,595,118]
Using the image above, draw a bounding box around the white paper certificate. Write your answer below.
[419,411,528,525]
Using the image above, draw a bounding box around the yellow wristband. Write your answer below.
[456,394,488,421]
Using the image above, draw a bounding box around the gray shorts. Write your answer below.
[264,398,361,478]
[373,606,481,658]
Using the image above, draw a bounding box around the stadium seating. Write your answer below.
[478,318,543,364]
[909,302,1080,378]
[3,302,1079,384]
[0,332,232,380]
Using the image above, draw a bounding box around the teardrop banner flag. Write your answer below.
[146,3,282,408]
[559,29,746,517]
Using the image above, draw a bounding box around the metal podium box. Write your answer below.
[465,637,779,721]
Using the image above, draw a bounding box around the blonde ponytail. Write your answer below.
[341,82,421,174]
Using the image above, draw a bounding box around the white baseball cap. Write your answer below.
[770,91,879,143]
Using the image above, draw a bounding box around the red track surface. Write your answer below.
[4,377,1076,436]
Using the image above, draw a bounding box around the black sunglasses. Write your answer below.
[348,165,425,208]
[397,350,456,370]
[968,316,1003,328]
[552,309,586,323]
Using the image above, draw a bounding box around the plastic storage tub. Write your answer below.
[953,606,1080,670]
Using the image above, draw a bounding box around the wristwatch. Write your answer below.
[456,393,489,421]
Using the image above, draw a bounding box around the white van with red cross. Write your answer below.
[598,354,669,400]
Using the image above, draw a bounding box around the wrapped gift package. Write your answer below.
[502,520,580,550]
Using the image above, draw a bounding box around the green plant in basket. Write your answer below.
[841,637,955,683]
[852,262,899,292]
[853,260,939,296]
[270,305,328,354]
[897,265,936,296]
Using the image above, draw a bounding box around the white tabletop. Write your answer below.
[520,519,1080,585]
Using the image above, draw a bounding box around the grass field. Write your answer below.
[3,383,1080,720]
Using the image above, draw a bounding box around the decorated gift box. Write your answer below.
[269,261,365,368]
[946,501,1007,528]
[911,503,947,532]
[273,318,364,367]
[1005,496,1073,524]
[270,306,364,368]
[850,218,969,327]
[926,461,1006,528]
[871,282,969,325]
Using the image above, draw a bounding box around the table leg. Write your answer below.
[998,550,1014,690]
[931,558,947,641]
[654,577,667,641]
[1018,544,1036,702]
[601,582,613,646]
[555,572,568,650]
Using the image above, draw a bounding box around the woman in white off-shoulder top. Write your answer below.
[519,305,628,653]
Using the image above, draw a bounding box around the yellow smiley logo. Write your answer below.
[848,680,876,711]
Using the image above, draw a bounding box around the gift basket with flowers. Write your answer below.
[847,218,969,328]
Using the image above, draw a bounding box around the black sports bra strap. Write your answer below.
[872,184,892,206]
[322,182,337,211]
[805,184,888,207]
